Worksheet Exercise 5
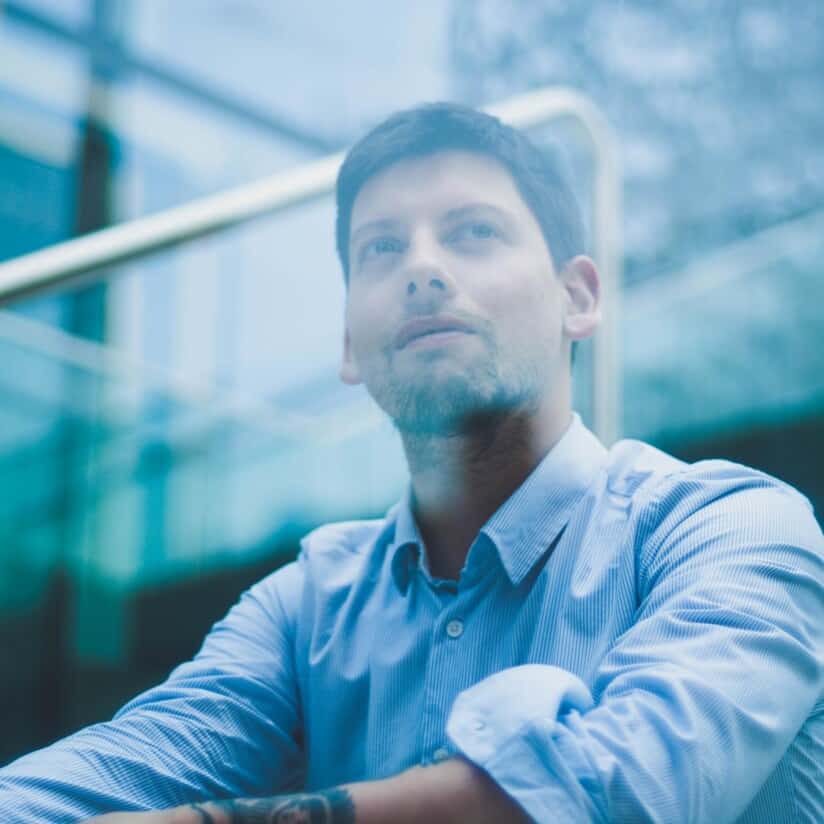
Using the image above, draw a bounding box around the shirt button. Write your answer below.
[433,747,450,762]
[446,619,464,638]
[472,719,486,731]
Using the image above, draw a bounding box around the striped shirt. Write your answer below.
[1,413,823,822]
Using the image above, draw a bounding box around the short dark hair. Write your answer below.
[334,101,587,282]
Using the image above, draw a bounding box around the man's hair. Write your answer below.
[334,101,588,282]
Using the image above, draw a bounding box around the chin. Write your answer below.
[390,387,528,437]
[367,359,541,434]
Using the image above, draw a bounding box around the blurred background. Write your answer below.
[1,0,822,765]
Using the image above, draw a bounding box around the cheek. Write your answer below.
[480,270,561,353]
[347,301,390,365]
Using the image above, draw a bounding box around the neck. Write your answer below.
[400,391,572,580]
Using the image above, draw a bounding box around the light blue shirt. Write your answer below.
[2,414,823,823]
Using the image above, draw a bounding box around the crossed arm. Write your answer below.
[86,757,529,824]
[4,474,823,823]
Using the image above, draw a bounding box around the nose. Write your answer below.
[403,232,456,300]
[405,274,450,297]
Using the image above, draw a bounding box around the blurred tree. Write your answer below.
[449,0,824,284]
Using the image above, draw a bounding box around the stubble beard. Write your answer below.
[367,341,546,437]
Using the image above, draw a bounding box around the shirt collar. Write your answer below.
[482,412,607,585]
[388,412,608,592]
[389,487,425,593]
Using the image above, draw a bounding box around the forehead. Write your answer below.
[349,150,531,232]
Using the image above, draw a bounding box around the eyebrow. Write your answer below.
[441,202,515,224]
[350,202,515,249]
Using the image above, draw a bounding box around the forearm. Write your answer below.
[162,758,529,824]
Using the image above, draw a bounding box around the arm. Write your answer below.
[0,562,306,823]
[87,757,529,823]
[89,468,824,824]
[447,469,824,822]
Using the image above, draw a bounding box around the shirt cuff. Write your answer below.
[446,664,603,824]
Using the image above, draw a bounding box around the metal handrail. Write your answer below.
[0,87,622,442]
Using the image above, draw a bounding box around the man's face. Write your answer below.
[341,150,578,436]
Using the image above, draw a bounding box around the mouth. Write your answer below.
[395,315,476,350]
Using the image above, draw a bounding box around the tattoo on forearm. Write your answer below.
[188,787,356,824]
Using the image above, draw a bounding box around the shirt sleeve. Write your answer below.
[0,560,305,824]
[447,466,824,823]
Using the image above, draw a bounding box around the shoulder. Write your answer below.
[603,437,688,501]
[296,513,397,589]
[300,517,393,557]
[605,439,824,592]
[237,515,396,630]
[605,436,817,526]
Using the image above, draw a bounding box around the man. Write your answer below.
[1,103,822,823]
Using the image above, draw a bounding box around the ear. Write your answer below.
[560,255,602,340]
[339,327,362,385]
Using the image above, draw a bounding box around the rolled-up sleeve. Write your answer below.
[448,468,824,823]
[0,560,305,824]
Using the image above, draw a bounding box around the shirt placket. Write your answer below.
[414,574,478,766]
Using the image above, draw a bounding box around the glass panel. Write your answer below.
[623,209,824,443]
[0,303,404,605]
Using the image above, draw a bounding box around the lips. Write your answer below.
[395,315,476,349]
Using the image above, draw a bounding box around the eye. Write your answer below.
[448,221,501,245]
[359,236,405,264]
